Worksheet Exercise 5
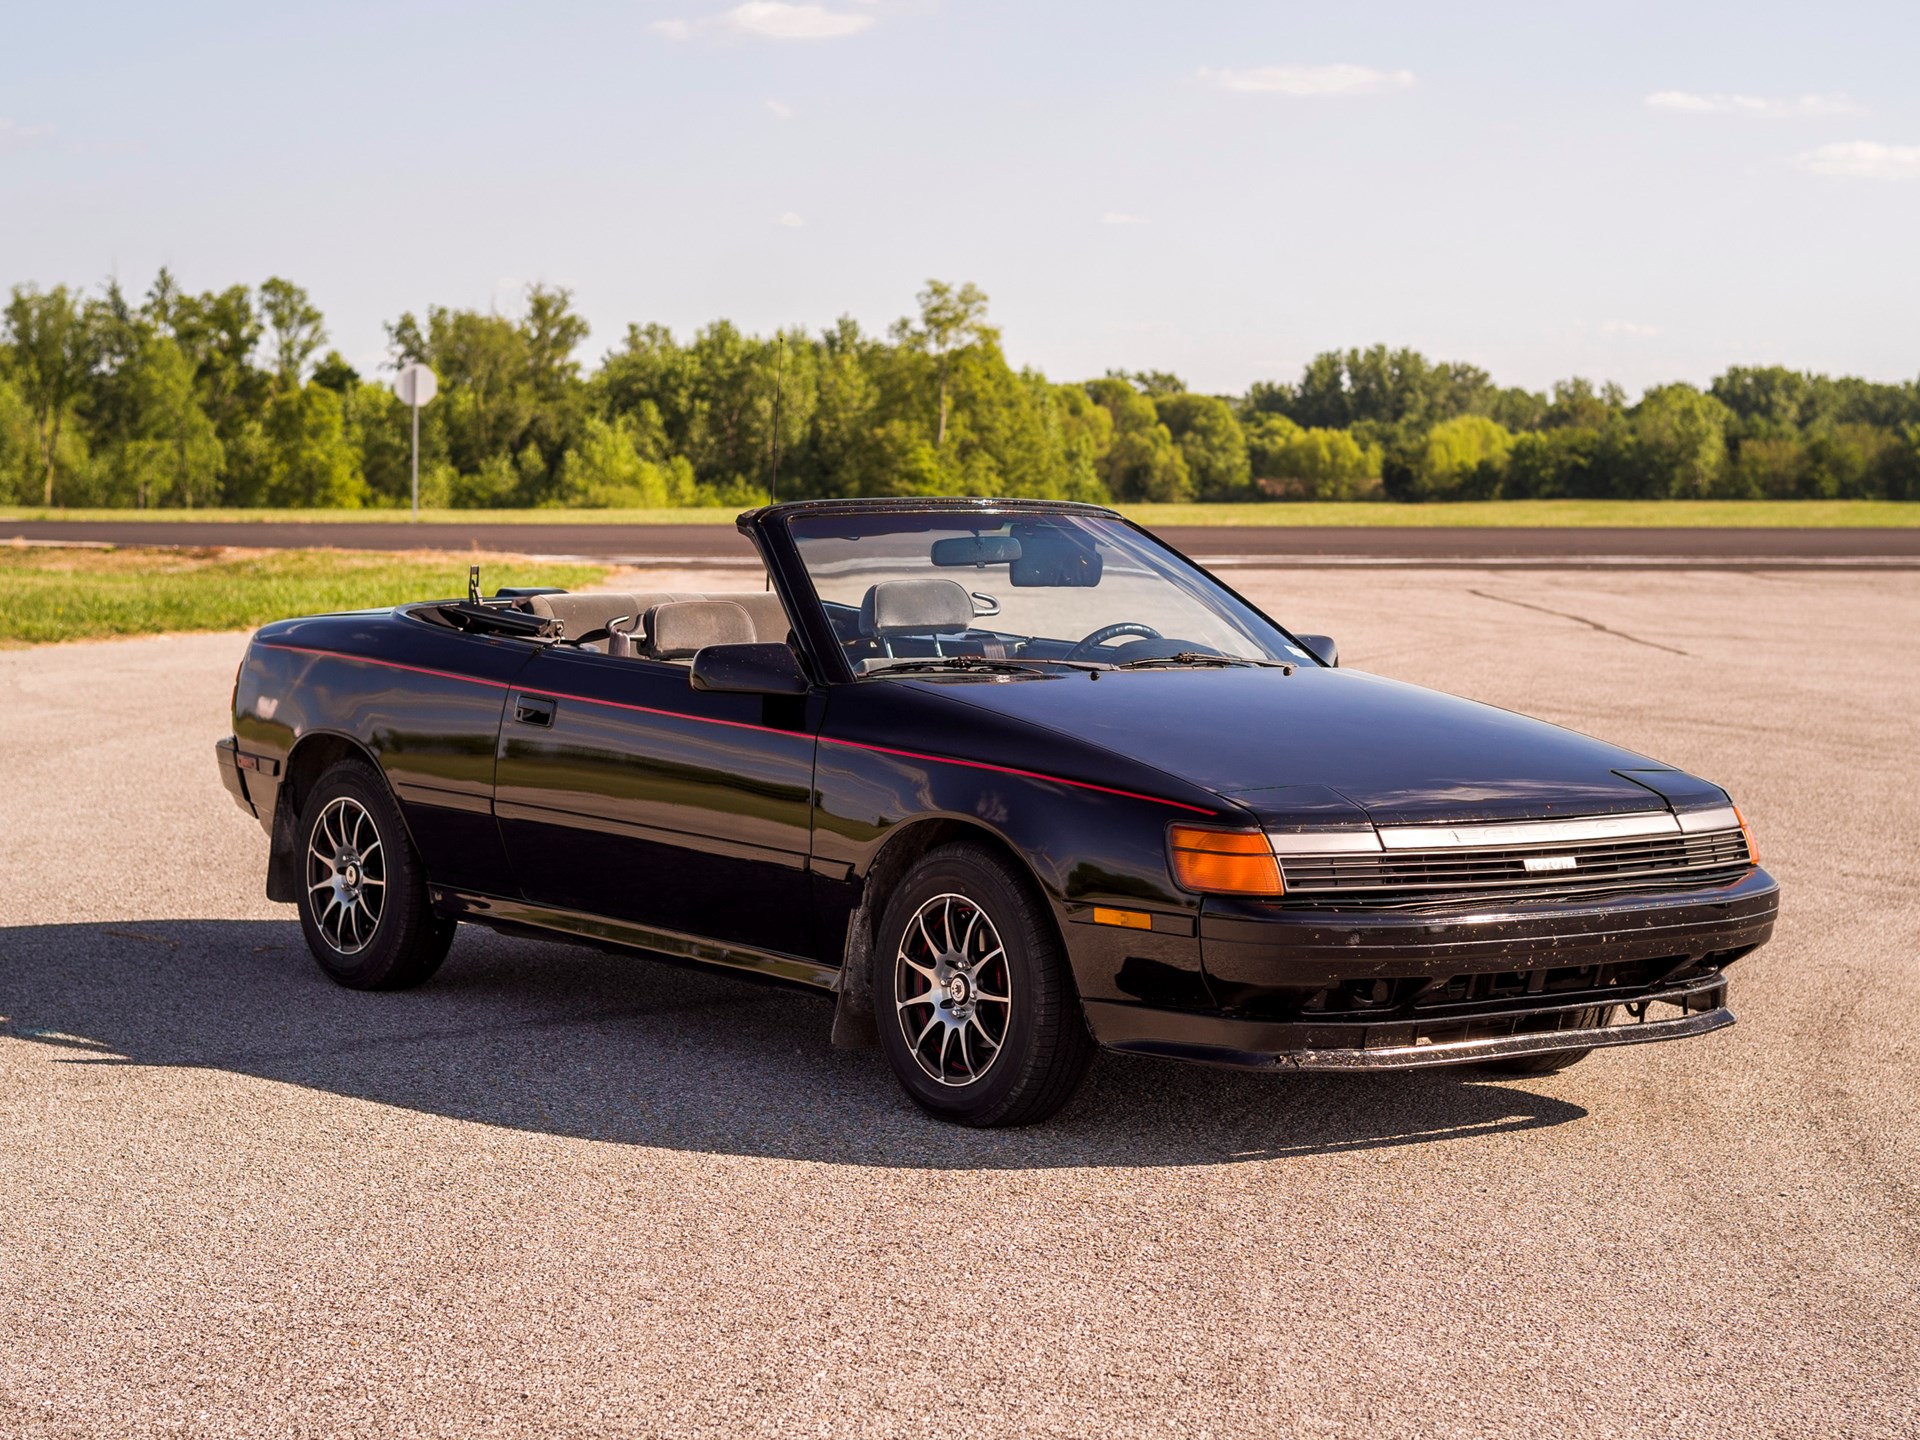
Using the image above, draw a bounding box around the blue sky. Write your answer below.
[2,1,1916,395]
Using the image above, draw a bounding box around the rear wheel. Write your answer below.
[1479,1006,1613,1075]
[875,843,1095,1126]
[295,759,455,990]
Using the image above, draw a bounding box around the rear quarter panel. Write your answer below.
[236,610,536,895]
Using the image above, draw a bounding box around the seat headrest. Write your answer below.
[861,578,974,635]
[644,600,756,659]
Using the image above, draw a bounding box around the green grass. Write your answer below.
[0,546,610,645]
[3,499,1916,527]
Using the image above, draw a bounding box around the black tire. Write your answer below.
[874,843,1095,1126]
[1478,1007,1613,1075]
[295,758,456,991]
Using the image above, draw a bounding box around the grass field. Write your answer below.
[2,500,1916,528]
[0,547,610,646]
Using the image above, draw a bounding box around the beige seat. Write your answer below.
[524,592,644,643]
[527,588,794,654]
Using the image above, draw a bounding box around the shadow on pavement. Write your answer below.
[0,919,1587,1169]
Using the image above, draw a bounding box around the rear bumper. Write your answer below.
[215,736,282,821]
[1079,869,1777,1071]
[214,737,253,815]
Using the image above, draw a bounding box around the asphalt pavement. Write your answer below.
[1,567,1915,1438]
[7,516,1920,567]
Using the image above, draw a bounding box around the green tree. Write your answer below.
[1628,384,1731,498]
[1402,414,1515,500]
[1155,392,1250,501]
[1084,378,1189,501]
[1276,345,1497,430]
[259,277,326,389]
[554,416,696,507]
[119,337,224,507]
[264,384,366,507]
[4,284,96,504]
[894,280,993,448]
[1247,415,1381,500]
[1544,378,1626,431]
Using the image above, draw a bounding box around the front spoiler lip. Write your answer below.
[1096,1006,1733,1072]
[1083,972,1734,1072]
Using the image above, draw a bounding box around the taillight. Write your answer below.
[1168,826,1284,896]
[1734,805,1759,866]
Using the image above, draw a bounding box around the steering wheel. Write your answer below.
[1066,621,1162,661]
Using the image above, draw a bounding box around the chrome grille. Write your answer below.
[1276,826,1752,907]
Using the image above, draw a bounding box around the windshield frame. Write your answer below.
[755,500,1320,685]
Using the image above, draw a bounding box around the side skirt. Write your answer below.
[433,889,841,992]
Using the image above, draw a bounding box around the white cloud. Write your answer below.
[1600,320,1661,337]
[649,18,692,39]
[765,98,794,121]
[1198,64,1413,98]
[720,3,874,39]
[777,211,806,227]
[1793,140,1920,180]
[1645,90,1862,118]
[0,118,54,150]
[1101,212,1147,226]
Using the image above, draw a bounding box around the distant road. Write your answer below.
[7,518,1920,567]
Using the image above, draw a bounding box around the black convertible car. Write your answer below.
[216,498,1778,1125]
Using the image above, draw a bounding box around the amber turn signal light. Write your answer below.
[1734,805,1759,866]
[1167,826,1284,896]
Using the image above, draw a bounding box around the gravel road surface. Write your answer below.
[2,568,1915,1438]
[7,517,1920,566]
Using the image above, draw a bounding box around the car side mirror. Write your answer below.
[1296,634,1339,667]
[689,642,810,695]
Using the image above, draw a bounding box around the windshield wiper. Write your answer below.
[1117,651,1296,673]
[862,655,1110,677]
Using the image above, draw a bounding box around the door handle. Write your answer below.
[513,694,556,727]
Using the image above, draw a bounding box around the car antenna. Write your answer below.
[765,333,784,592]
[468,564,481,604]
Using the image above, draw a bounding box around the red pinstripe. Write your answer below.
[257,641,1218,815]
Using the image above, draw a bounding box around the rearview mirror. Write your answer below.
[931,534,1023,568]
[1295,634,1339,667]
[689,643,810,695]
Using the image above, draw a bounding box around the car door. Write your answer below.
[491,645,821,958]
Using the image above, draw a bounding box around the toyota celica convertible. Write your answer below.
[215,498,1779,1125]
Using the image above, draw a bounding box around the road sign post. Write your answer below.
[393,363,439,520]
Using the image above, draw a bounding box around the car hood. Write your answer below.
[921,666,1711,826]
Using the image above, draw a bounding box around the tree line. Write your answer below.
[3,273,1916,509]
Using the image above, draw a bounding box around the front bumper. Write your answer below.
[1081,868,1777,1071]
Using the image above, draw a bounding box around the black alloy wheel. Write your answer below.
[875,843,1095,1126]
[295,758,456,990]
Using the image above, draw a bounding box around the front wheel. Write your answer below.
[295,759,456,990]
[875,843,1095,1126]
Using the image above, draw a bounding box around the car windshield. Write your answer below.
[784,509,1314,675]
